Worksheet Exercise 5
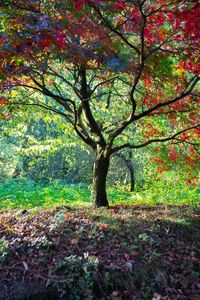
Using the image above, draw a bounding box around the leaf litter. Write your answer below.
[0,205,200,299]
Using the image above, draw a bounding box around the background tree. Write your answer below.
[115,151,135,192]
[0,0,199,207]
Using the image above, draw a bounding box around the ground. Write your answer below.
[0,205,200,300]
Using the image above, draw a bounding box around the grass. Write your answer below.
[0,178,199,210]
[0,179,91,209]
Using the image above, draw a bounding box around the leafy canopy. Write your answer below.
[0,0,199,178]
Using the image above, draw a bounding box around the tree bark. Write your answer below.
[126,160,135,192]
[116,151,135,192]
[92,150,110,208]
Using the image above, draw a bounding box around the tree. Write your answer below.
[0,0,199,207]
[116,151,135,192]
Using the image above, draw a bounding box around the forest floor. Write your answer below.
[0,204,200,300]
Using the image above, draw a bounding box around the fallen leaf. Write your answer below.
[70,239,78,245]
[125,261,133,271]
[65,213,72,219]
[111,291,121,300]
[152,292,162,300]
[99,223,109,230]
[22,261,28,271]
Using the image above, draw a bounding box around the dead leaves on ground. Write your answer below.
[0,205,200,299]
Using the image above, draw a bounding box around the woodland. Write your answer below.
[0,0,200,299]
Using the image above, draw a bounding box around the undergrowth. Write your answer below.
[0,178,199,209]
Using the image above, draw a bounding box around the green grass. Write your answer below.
[130,180,200,207]
[0,179,91,209]
[0,178,199,210]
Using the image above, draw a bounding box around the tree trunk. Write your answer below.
[116,151,135,192]
[92,151,110,208]
[126,160,135,192]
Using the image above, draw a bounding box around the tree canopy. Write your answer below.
[0,0,199,207]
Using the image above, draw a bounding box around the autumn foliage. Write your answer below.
[0,0,199,203]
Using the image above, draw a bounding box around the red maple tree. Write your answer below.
[0,0,199,207]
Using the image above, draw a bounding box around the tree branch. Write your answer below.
[92,6,140,56]
[30,76,74,113]
[111,124,200,154]
[134,76,199,121]
[9,101,72,122]
[79,65,106,147]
